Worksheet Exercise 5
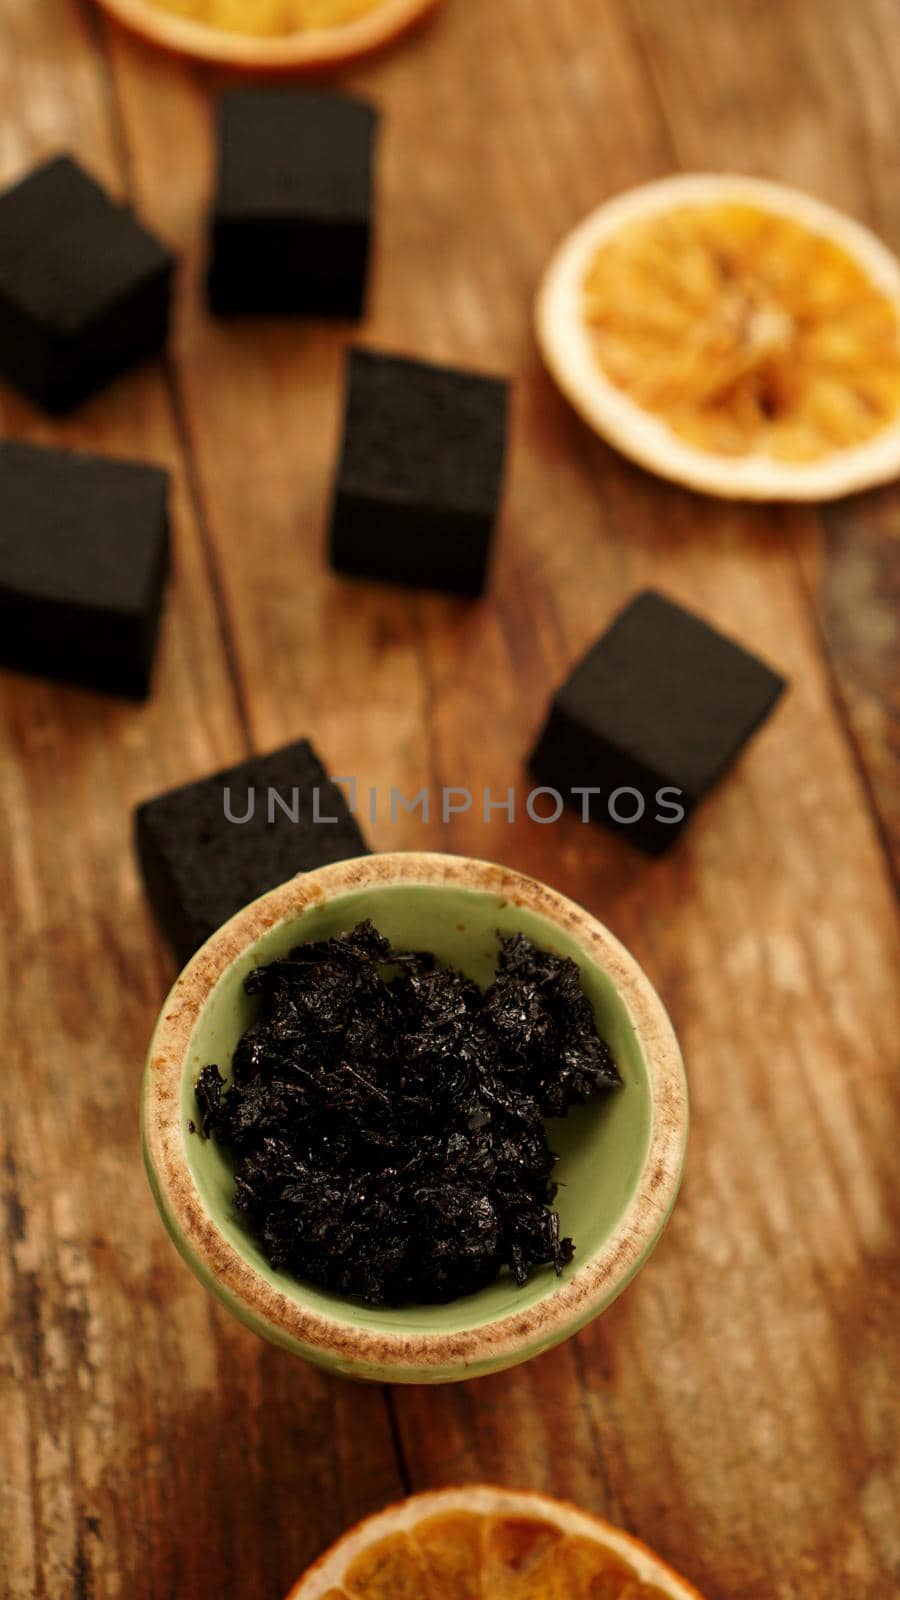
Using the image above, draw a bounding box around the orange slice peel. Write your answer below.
[537,174,900,500]
[286,1486,706,1600]
[92,0,440,69]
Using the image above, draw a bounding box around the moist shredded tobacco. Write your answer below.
[196,921,622,1307]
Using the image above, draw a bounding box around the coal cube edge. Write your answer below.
[330,347,510,596]
[136,739,370,965]
[208,89,378,319]
[529,590,788,854]
[0,155,172,414]
[0,439,170,700]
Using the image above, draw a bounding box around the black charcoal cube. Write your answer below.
[136,739,369,964]
[0,156,173,414]
[329,349,509,596]
[0,440,170,699]
[208,90,377,318]
[529,590,787,854]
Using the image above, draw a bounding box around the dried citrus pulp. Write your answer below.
[93,0,439,67]
[537,174,900,500]
[286,1486,704,1599]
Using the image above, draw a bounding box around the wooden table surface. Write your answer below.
[2,1,899,1597]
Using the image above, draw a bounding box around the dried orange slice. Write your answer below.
[93,0,439,68]
[286,1486,704,1599]
[537,174,900,500]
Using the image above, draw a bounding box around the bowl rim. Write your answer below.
[92,0,440,70]
[143,851,688,1377]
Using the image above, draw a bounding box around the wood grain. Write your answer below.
[0,5,403,1598]
[1,0,898,1597]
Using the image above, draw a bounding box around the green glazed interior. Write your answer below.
[178,881,654,1341]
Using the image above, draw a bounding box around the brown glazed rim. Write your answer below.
[92,0,440,70]
[144,853,688,1375]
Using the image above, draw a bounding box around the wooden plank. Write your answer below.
[2,0,897,1597]
[103,1,900,1596]
[807,488,900,878]
[375,0,900,1578]
[102,31,434,834]
[629,0,900,869]
[0,6,403,1599]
